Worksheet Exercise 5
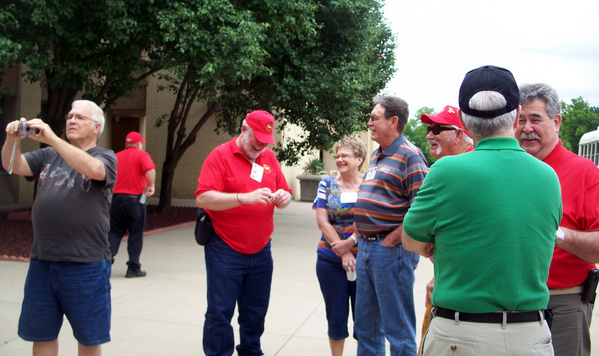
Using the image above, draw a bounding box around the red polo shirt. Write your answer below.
[195,138,292,254]
[113,147,155,195]
[543,141,599,288]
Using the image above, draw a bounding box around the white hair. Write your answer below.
[461,131,474,146]
[461,91,517,137]
[446,125,474,146]
[72,100,105,137]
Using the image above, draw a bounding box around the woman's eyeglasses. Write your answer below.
[334,154,357,160]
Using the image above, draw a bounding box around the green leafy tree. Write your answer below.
[0,0,164,135]
[560,97,599,153]
[1,0,395,211]
[155,0,395,210]
[153,0,274,210]
[404,107,435,165]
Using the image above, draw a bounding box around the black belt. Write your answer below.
[363,231,392,241]
[114,193,142,199]
[433,306,544,324]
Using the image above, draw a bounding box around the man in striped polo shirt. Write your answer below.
[353,95,429,356]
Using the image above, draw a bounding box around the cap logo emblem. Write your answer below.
[266,124,273,132]
[447,107,455,114]
[263,164,271,174]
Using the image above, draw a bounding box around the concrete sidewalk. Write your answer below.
[0,201,597,356]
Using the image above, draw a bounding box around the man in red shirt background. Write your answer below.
[109,131,156,278]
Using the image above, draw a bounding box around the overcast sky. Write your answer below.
[382,0,599,118]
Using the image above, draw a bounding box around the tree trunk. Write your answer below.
[157,72,221,211]
[158,157,177,211]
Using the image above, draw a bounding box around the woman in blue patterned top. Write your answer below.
[312,136,366,356]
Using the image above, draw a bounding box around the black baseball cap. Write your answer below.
[458,65,519,119]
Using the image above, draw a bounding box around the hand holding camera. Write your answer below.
[7,118,58,146]
[6,118,37,138]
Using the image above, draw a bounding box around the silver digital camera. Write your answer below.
[18,122,35,135]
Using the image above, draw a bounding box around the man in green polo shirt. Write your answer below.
[402,65,562,356]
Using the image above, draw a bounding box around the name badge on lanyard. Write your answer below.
[340,192,358,203]
[365,167,377,181]
[251,163,264,183]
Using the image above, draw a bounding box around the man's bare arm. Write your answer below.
[559,227,599,263]
[18,119,107,180]
[145,169,156,196]
[196,188,276,211]
[2,119,33,176]
[400,225,433,257]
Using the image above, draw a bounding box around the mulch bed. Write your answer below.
[0,205,197,260]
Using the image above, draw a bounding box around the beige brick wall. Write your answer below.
[14,64,43,203]
[144,72,233,202]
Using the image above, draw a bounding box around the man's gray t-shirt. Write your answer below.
[24,146,117,263]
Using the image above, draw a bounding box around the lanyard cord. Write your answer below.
[8,138,17,174]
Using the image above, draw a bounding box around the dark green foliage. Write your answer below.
[0,0,396,210]
[404,107,435,165]
[560,97,599,153]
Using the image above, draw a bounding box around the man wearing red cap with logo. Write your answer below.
[402,65,561,355]
[108,131,155,278]
[420,105,473,160]
[195,110,292,356]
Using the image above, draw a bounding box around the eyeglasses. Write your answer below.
[427,125,457,135]
[334,154,357,160]
[65,114,97,123]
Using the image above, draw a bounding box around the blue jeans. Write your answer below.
[18,258,112,346]
[355,238,419,356]
[316,256,357,340]
[204,233,273,356]
[108,194,147,270]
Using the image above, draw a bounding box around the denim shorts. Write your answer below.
[18,258,112,346]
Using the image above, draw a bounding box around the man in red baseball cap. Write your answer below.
[244,110,276,145]
[109,131,155,278]
[420,105,473,160]
[195,110,292,356]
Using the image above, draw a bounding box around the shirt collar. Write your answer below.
[474,137,523,151]
[542,139,564,164]
[379,134,406,156]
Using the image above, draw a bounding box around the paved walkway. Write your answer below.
[0,200,597,355]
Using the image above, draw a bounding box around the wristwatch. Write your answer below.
[350,234,358,244]
[555,228,565,246]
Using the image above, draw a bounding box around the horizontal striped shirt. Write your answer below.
[355,134,428,236]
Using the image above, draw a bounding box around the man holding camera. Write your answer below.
[2,100,116,356]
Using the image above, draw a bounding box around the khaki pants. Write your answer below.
[422,315,554,356]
